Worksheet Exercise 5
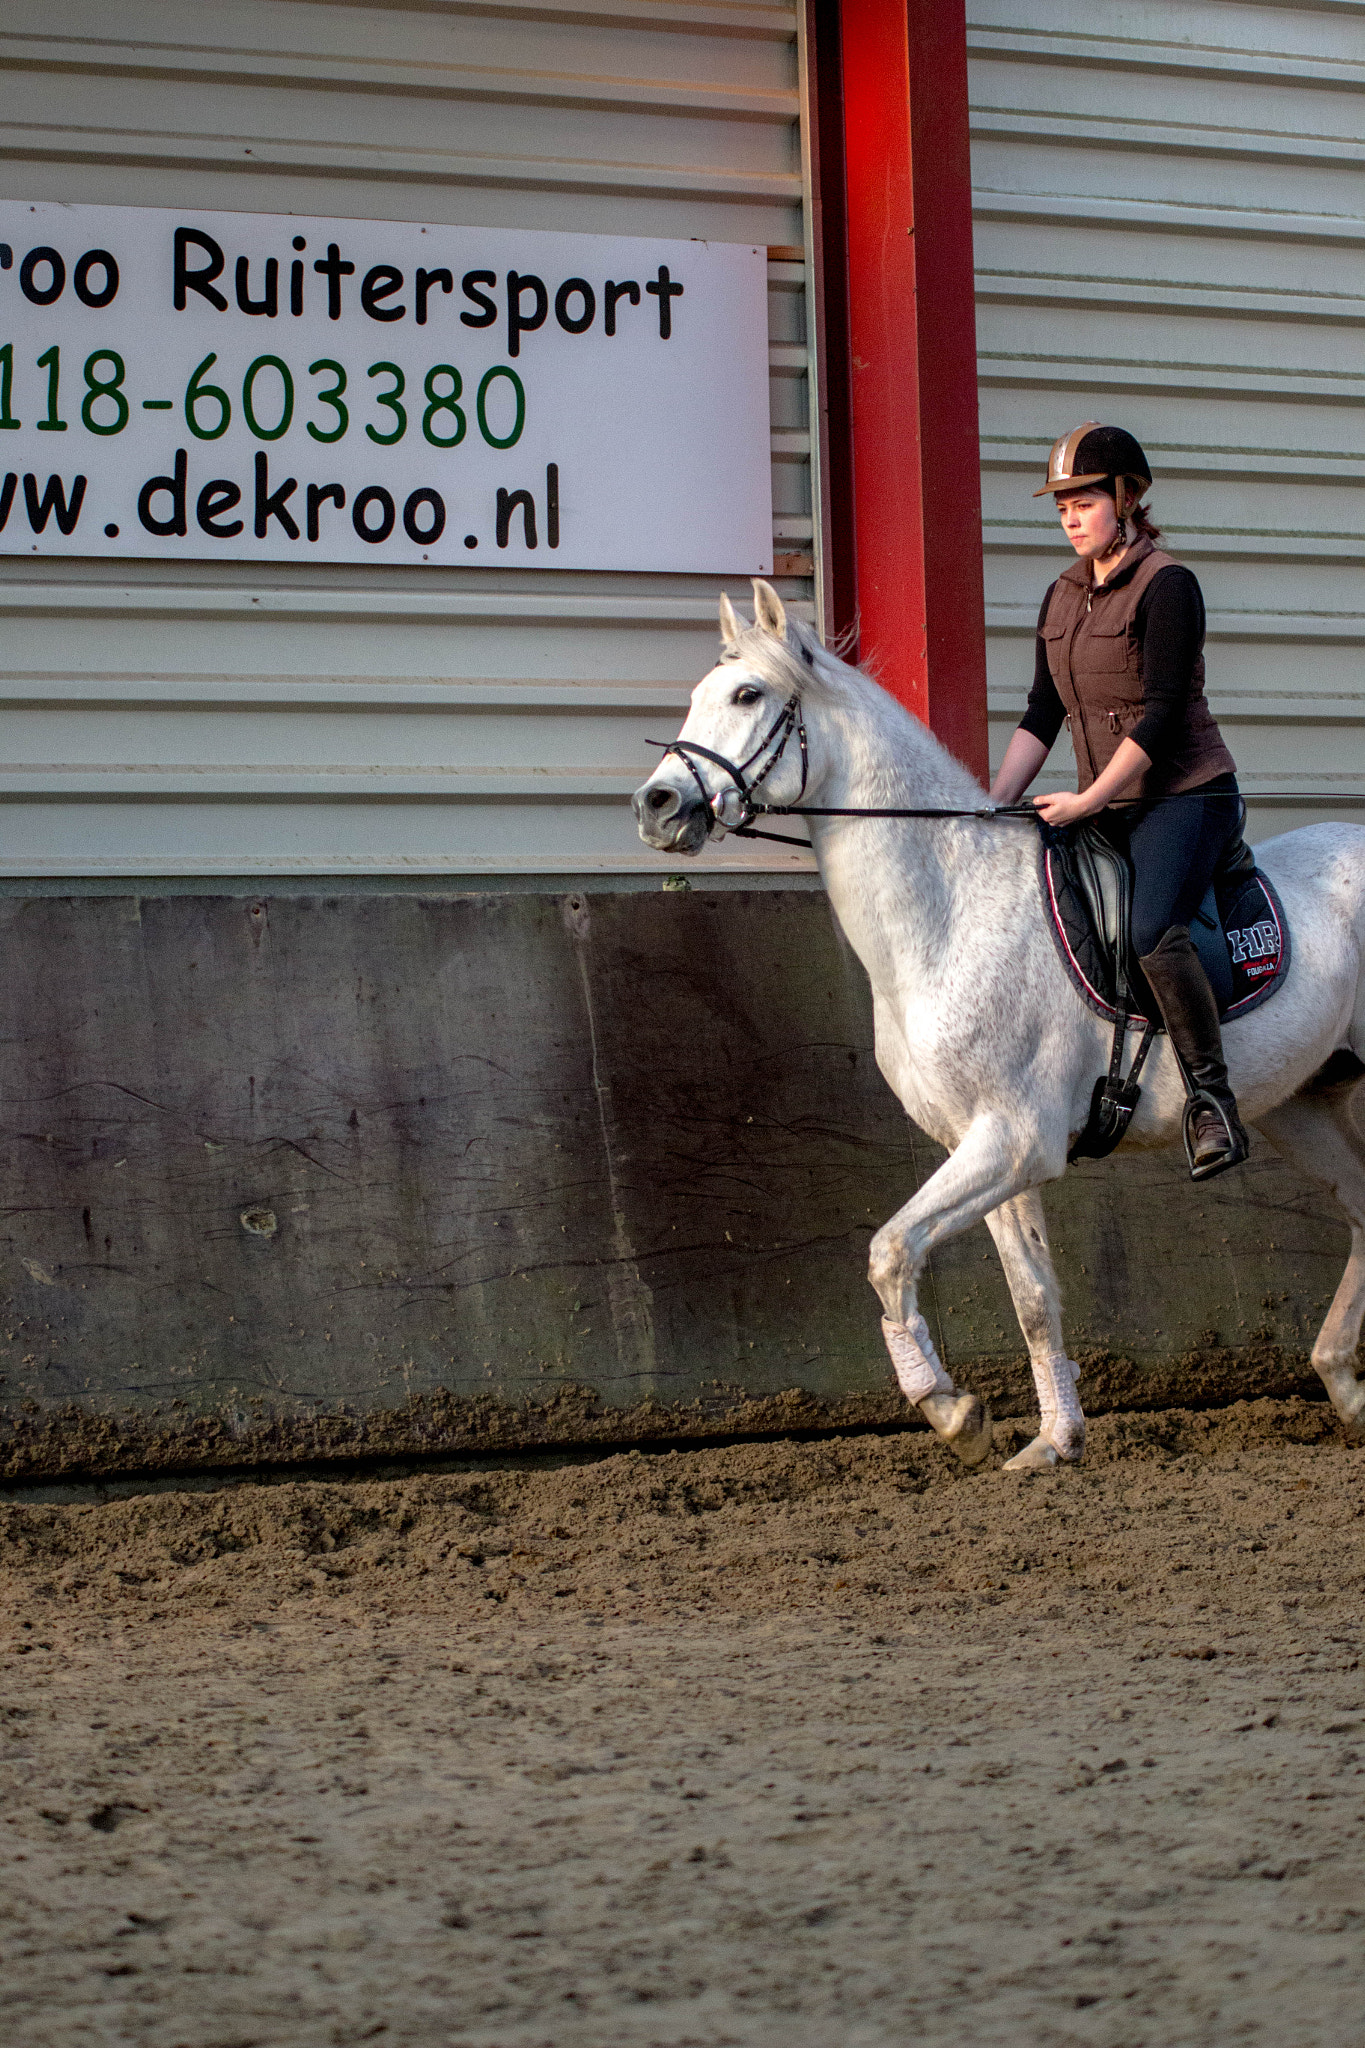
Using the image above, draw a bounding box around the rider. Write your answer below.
[989,422,1250,1181]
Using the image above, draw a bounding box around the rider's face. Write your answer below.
[1056,488,1119,560]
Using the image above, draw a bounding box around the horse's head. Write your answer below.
[633,578,813,854]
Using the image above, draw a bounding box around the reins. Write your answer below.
[730,793,1354,852]
[649,688,1340,849]
[727,802,1037,848]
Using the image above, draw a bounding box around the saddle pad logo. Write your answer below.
[1227,920,1279,970]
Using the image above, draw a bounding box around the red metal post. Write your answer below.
[834,0,989,780]
[805,0,857,651]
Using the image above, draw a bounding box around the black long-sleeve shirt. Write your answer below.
[1019,564,1206,767]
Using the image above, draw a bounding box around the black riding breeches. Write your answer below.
[1097,772,1242,960]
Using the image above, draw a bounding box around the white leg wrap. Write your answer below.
[882,1313,953,1404]
[1034,1351,1084,1456]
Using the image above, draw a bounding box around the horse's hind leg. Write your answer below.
[1254,1077,1365,1441]
[984,1189,1085,1472]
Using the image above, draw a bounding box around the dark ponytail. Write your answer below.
[1128,498,1164,546]
[1100,473,1164,547]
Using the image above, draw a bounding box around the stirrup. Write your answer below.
[1182,1089,1249,1182]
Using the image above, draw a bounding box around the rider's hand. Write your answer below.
[1031,788,1098,827]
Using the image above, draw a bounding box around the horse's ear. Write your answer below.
[752,578,787,640]
[718,589,742,652]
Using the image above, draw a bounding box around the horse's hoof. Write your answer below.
[1002,1433,1059,1473]
[1002,1430,1084,1473]
[1315,1363,1365,1442]
[920,1391,993,1467]
[950,1396,993,1467]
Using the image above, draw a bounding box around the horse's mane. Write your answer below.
[722,612,986,805]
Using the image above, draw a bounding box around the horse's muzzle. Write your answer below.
[632,778,711,854]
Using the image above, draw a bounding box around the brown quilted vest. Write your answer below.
[1041,535,1235,796]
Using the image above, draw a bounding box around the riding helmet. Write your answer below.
[1034,422,1152,507]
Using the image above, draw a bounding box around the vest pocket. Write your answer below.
[1041,620,1070,681]
[1075,617,1133,675]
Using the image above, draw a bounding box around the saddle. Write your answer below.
[1041,814,1290,1159]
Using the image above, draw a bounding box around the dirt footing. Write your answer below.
[2,1394,1363,2046]
[0,1343,1326,1486]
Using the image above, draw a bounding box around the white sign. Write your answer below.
[0,201,772,572]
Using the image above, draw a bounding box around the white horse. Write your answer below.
[634,581,1365,1471]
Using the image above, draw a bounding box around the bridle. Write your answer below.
[654,689,812,840]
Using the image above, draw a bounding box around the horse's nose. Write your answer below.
[633,781,680,822]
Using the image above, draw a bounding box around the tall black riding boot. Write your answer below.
[1139,924,1250,1182]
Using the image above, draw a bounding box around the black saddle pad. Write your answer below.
[1042,826,1290,1028]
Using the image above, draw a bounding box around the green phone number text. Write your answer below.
[0,344,525,449]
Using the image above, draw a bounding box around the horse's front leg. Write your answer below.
[871,1111,1044,1467]
[984,1189,1084,1471]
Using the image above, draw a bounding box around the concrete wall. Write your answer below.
[0,887,1343,1480]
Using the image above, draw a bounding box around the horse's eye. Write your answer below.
[733,686,762,707]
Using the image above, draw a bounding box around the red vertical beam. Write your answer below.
[836,0,988,780]
[805,0,857,649]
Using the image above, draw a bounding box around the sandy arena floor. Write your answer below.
[1,1397,1363,2047]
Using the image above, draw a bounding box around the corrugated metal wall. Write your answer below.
[969,0,1365,840]
[10,4,1356,873]
[0,0,817,877]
